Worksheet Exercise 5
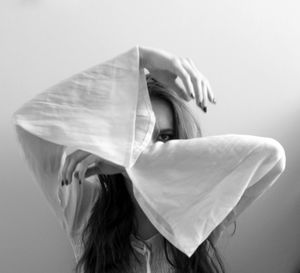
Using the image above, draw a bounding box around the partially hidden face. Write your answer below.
[122,96,177,199]
[150,96,176,144]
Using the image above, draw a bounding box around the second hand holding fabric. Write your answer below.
[11,45,286,258]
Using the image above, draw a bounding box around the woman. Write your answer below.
[12,46,286,273]
[71,74,225,273]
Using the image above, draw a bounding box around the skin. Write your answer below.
[122,96,175,240]
[59,95,177,240]
[60,47,218,187]
[59,91,223,243]
[59,94,224,242]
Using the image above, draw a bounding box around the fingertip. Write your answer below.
[79,173,84,185]
[198,101,207,113]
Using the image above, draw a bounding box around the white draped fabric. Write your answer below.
[12,46,286,258]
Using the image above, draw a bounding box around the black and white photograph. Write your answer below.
[1,1,298,272]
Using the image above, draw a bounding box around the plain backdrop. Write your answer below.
[1,0,300,272]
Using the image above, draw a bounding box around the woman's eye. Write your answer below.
[157,134,172,142]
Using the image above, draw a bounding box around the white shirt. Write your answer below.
[11,46,286,261]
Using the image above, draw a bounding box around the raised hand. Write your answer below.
[139,46,216,113]
[59,149,125,186]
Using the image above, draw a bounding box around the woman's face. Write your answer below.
[122,96,176,199]
[150,96,175,143]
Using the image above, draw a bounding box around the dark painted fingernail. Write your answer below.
[61,180,64,186]
[190,93,194,99]
[203,106,207,113]
[79,179,81,185]
[65,179,68,185]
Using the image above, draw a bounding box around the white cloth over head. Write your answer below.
[11,45,286,257]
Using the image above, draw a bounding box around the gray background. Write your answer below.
[1,0,299,272]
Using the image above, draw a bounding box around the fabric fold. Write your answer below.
[125,134,286,257]
[11,45,155,169]
[11,46,286,259]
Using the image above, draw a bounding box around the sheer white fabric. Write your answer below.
[12,46,155,169]
[126,134,286,257]
[11,46,286,260]
[12,127,173,272]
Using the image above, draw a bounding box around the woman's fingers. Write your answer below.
[170,79,192,102]
[85,165,102,178]
[73,154,102,185]
[185,57,216,111]
[74,155,125,184]
[202,81,208,111]
[181,58,205,112]
[149,69,191,102]
[183,57,207,112]
[205,80,216,104]
[66,152,90,185]
[141,46,216,108]
[60,149,127,187]
[173,59,195,99]
[61,150,90,186]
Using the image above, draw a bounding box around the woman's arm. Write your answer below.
[126,134,286,256]
[209,139,286,245]
[138,45,216,112]
[13,45,194,234]
[224,153,285,227]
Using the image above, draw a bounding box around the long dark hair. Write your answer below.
[74,74,229,273]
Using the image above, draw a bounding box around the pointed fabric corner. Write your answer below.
[11,45,156,169]
[125,134,286,257]
[11,45,286,259]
